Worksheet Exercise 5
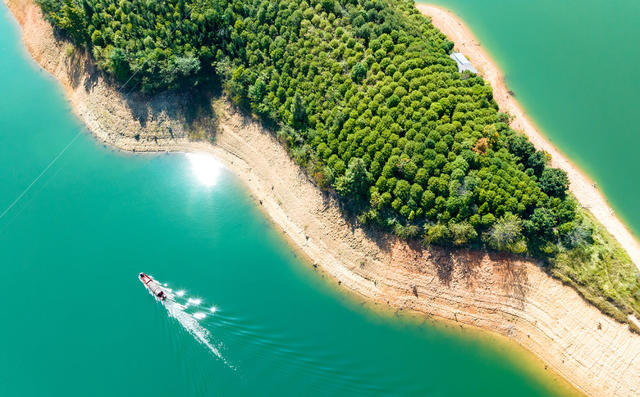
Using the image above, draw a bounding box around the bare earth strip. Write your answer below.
[4,0,640,395]
[416,4,640,270]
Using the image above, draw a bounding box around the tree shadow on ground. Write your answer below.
[487,250,530,308]
[430,248,456,285]
[59,38,99,93]
[59,37,222,144]
[113,80,221,143]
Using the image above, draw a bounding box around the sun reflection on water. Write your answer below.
[186,152,222,187]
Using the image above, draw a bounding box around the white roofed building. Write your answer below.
[450,52,478,74]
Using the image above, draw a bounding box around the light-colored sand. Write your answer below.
[5,0,640,395]
[417,4,640,270]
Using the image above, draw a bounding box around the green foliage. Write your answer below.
[558,219,593,249]
[540,167,569,198]
[528,150,547,176]
[38,0,580,254]
[321,0,336,13]
[40,0,242,92]
[525,207,557,242]
[448,221,477,246]
[38,0,88,44]
[335,157,371,200]
[290,94,306,128]
[484,212,527,254]
[351,62,367,83]
[37,0,580,251]
[424,223,449,245]
[108,47,131,83]
[550,213,640,322]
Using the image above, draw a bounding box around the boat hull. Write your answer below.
[138,273,167,300]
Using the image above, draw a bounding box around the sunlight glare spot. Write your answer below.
[188,298,202,306]
[176,290,186,297]
[210,306,217,313]
[193,312,206,320]
[186,153,222,187]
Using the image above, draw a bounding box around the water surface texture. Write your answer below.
[422,0,640,238]
[0,5,575,396]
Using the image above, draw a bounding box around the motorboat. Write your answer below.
[139,272,167,301]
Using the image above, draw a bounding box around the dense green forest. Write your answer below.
[37,0,640,323]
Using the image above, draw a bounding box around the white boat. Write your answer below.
[139,272,167,301]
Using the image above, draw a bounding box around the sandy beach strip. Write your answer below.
[5,0,640,394]
[416,4,640,269]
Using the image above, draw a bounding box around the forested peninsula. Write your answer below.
[35,0,639,326]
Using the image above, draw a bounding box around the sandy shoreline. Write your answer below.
[4,0,640,395]
[416,4,640,270]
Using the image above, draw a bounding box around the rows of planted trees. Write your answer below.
[38,0,640,319]
[32,0,598,254]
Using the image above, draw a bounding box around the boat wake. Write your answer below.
[163,299,233,368]
[142,275,234,369]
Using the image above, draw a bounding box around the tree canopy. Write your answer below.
[38,0,580,255]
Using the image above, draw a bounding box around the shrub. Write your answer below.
[484,213,527,254]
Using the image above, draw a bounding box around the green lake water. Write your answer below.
[0,3,590,396]
[421,0,640,240]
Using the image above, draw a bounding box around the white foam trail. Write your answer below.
[163,299,233,368]
[187,298,202,306]
[164,301,218,354]
[145,280,233,369]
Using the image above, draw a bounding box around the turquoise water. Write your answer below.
[0,4,577,396]
[421,0,640,239]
